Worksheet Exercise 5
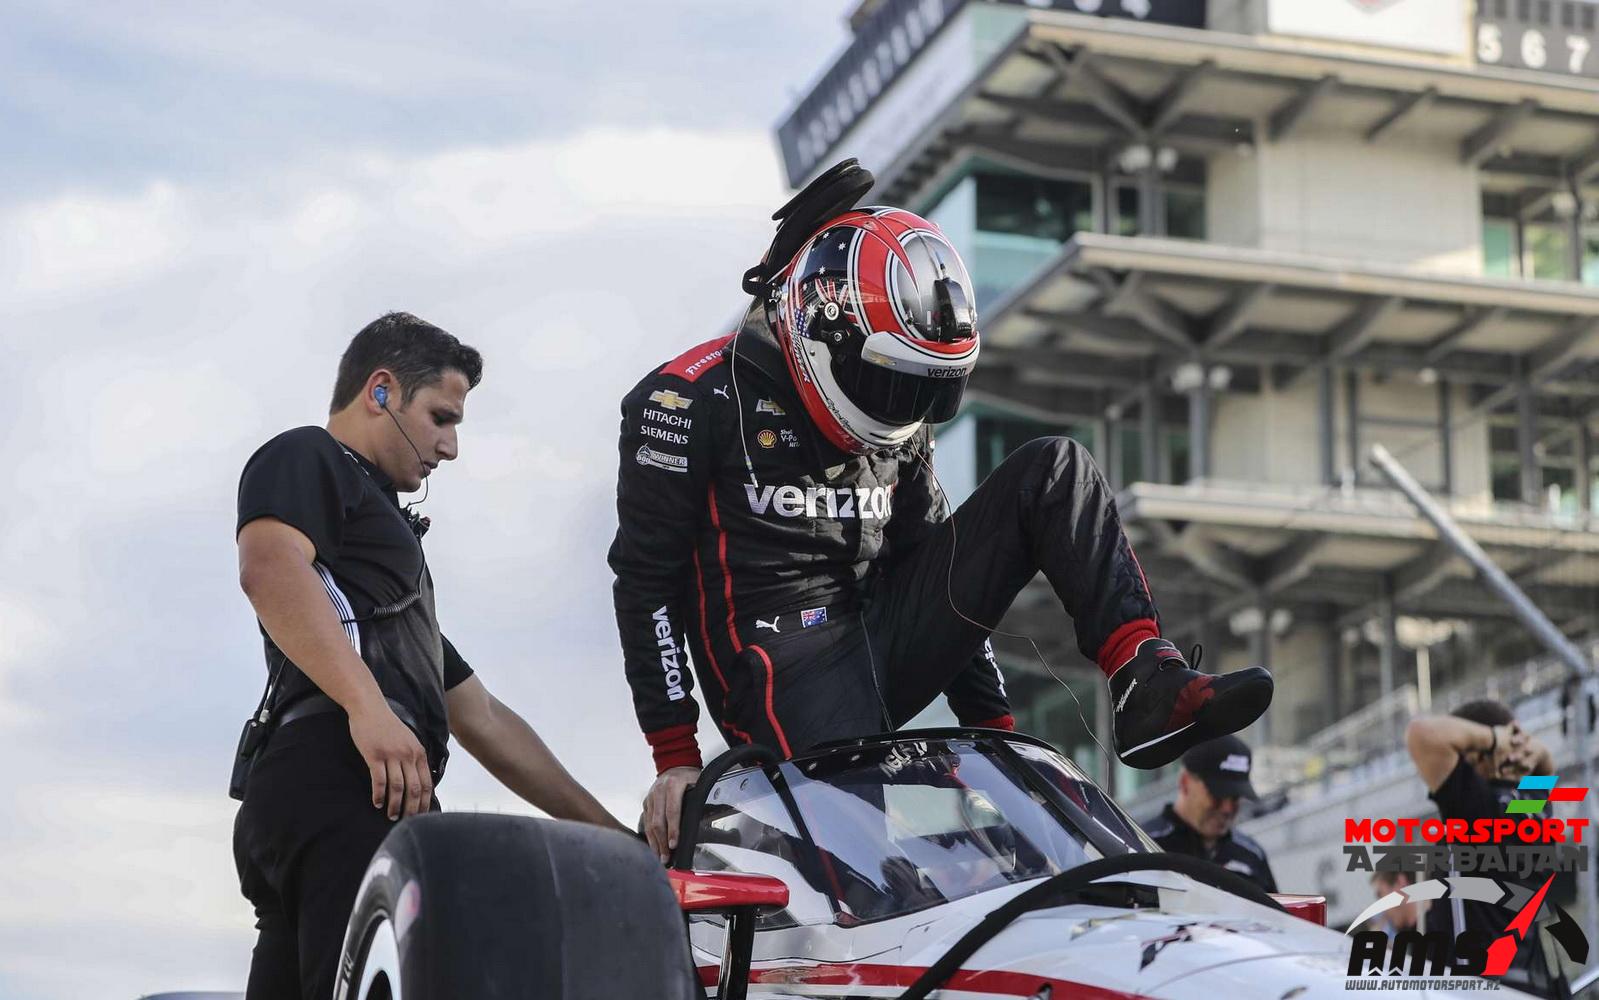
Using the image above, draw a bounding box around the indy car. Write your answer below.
[332,729,1516,999]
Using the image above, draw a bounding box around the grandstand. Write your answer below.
[774,0,1599,925]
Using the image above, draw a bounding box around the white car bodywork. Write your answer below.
[682,734,1527,1000]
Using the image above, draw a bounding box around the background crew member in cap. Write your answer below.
[1407,699,1565,997]
[611,160,1273,862]
[1144,734,1277,893]
[233,312,623,1000]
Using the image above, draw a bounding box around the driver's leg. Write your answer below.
[870,436,1270,767]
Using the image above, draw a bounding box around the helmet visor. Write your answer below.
[831,347,970,425]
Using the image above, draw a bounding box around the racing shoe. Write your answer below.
[1108,638,1272,770]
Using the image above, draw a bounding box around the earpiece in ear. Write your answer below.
[374,385,389,407]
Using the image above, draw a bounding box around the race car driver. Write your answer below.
[610,160,1274,860]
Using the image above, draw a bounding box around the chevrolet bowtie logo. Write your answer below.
[648,389,692,411]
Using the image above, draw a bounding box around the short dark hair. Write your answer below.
[1452,699,1515,728]
[329,312,483,413]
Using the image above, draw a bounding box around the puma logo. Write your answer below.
[713,386,730,399]
[756,617,780,633]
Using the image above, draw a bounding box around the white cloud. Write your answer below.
[5,181,189,297]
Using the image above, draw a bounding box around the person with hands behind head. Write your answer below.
[1405,699,1565,997]
[233,312,623,1000]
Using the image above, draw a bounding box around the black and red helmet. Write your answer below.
[768,207,979,455]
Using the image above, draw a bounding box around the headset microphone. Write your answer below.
[373,383,430,508]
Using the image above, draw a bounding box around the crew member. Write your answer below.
[1144,735,1278,893]
[1407,699,1566,997]
[1370,869,1425,939]
[233,312,622,1000]
[609,160,1274,861]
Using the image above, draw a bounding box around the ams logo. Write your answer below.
[1345,875,1588,978]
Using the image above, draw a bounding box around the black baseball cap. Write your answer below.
[1181,734,1258,801]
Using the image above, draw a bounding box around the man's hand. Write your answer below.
[1479,722,1538,779]
[643,766,700,863]
[349,699,432,820]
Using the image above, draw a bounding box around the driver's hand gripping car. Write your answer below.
[609,159,1273,850]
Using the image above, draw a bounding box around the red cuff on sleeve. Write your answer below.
[645,723,703,774]
[1096,618,1160,679]
[969,714,1015,731]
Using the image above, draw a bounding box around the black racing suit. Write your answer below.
[609,311,1161,773]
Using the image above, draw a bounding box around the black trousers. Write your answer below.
[233,713,430,1000]
[723,436,1156,756]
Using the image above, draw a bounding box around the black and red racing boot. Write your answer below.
[1108,638,1273,769]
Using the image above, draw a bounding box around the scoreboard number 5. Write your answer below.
[1478,22,1502,63]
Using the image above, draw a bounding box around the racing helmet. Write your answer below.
[767,207,979,455]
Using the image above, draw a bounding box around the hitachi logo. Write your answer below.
[744,483,893,519]
[651,606,686,701]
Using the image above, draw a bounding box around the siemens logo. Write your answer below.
[651,606,686,701]
[744,483,893,519]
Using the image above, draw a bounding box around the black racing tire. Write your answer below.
[333,812,699,1000]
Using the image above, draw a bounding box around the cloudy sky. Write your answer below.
[0,3,858,995]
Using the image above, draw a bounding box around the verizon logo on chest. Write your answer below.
[744,483,893,519]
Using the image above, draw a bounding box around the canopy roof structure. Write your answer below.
[867,11,1599,212]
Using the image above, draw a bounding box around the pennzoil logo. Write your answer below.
[648,389,692,411]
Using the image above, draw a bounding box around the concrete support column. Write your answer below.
[1438,381,1454,495]
[1378,576,1400,746]
[1322,614,1343,727]
[1091,416,1112,473]
[1251,595,1274,744]
[1578,419,1593,521]
[1141,382,1161,484]
[1097,160,1116,235]
[1188,377,1212,482]
[1103,417,1123,491]
[1318,364,1336,486]
[1138,164,1164,236]
[1343,368,1361,486]
[1567,184,1585,281]
[1516,377,1540,506]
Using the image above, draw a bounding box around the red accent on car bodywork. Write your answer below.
[1270,893,1328,926]
[695,961,1145,998]
[667,869,789,913]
